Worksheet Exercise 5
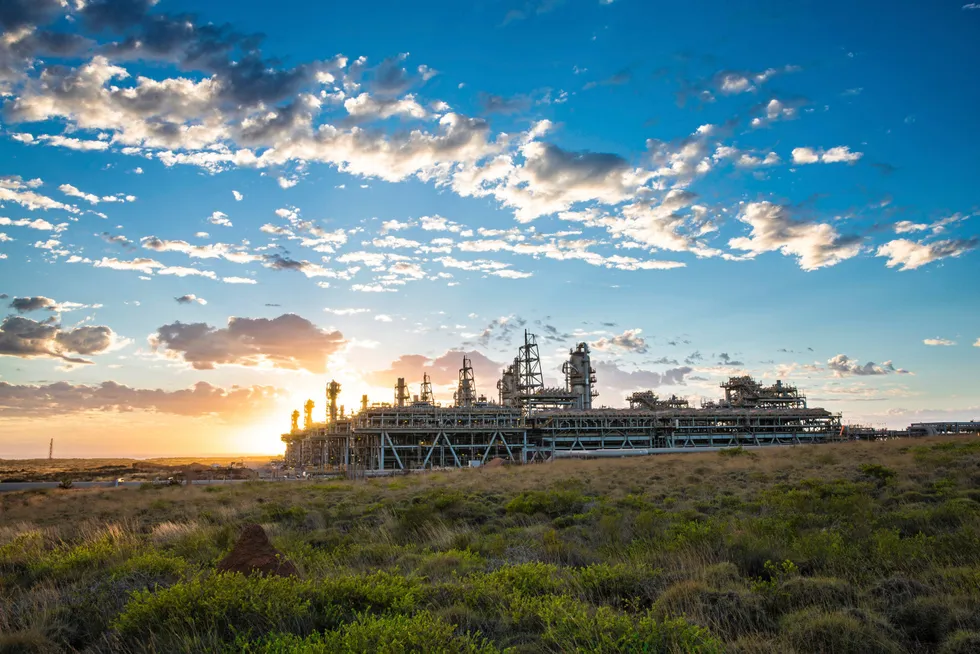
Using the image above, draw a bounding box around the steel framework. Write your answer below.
[280,332,848,474]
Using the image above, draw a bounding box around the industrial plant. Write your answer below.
[281,331,878,475]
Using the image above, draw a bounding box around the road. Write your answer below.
[0,479,263,492]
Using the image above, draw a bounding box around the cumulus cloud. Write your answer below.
[208,211,232,227]
[0,380,280,418]
[149,313,345,373]
[9,296,57,313]
[592,328,648,353]
[365,349,503,389]
[0,315,116,364]
[875,238,978,271]
[344,92,428,122]
[0,175,78,213]
[593,361,693,397]
[827,354,911,377]
[729,202,862,271]
[923,338,955,346]
[175,294,207,305]
[792,146,863,164]
[0,217,62,231]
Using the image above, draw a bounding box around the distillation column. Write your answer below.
[563,342,597,410]
[327,380,341,423]
[395,378,409,407]
[455,357,476,407]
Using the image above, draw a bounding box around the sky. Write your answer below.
[0,0,978,458]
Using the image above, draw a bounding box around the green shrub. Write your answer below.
[940,630,980,654]
[416,549,486,580]
[891,596,955,645]
[781,609,901,654]
[573,562,664,609]
[245,611,497,653]
[0,629,58,654]
[113,573,312,643]
[504,490,588,517]
[860,464,897,484]
[484,562,565,596]
[510,594,723,653]
[110,550,188,583]
[777,576,857,612]
[652,580,775,639]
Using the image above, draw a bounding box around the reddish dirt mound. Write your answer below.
[484,457,507,468]
[216,524,298,577]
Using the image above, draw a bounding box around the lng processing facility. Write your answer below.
[279,330,980,475]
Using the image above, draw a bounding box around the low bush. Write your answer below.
[940,630,980,654]
[504,490,589,517]
[781,609,902,654]
[244,611,497,653]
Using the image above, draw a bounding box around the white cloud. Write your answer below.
[37,135,110,151]
[0,176,79,213]
[222,276,257,284]
[0,217,61,231]
[343,93,428,120]
[923,338,956,346]
[875,238,978,271]
[232,190,243,201]
[735,152,780,168]
[592,328,648,353]
[93,257,163,274]
[894,221,928,234]
[375,314,393,322]
[792,146,863,164]
[176,294,207,305]
[728,202,862,270]
[827,354,911,377]
[208,211,233,227]
[325,308,370,315]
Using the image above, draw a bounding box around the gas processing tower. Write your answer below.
[280,331,844,474]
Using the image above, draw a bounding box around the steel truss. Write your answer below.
[284,405,842,472]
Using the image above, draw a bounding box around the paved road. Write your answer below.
[0,479,262,492]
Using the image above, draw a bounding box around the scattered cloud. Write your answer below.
[149,314,345,373]
[365,349,503,388]
[923,338,955,346]
[0,381,280,418]
[729,202,862,271]
[208,211,233,227]
[592,328,648,353]
[827,354,911,377]
[175,294,207,305]
[792,146,863,164]
[875,238,978,271]
[0,315,116,364]
[9,296,57,313]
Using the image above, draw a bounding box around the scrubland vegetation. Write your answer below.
[0,457,274,483]
[1,437,979,653]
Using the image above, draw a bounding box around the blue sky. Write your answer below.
[0,0,977,457]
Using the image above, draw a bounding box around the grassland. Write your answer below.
[0,456,277,483]
[1,437,979,653]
